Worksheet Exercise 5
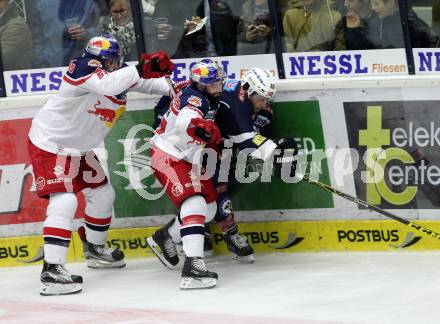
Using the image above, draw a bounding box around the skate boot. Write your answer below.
[40,261,83,296]
[180,257,218,290]
[146,219,179,269]
[78,226,125,269]
[224,229,255,264]
[175,242,185,257]
[84,241,125,269]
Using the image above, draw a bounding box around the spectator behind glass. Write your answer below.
[26,0,99,68]
[102,0,137,61]
[0,0,32,70]
[370,0,432,48]
[151,0,198,55]
[237,0,273,55]
[334,0,380,50]
[283,0,343,52]
[173,0,239,58]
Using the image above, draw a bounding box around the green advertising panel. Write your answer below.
[105,101,332,218]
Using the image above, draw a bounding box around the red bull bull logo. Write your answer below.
[90,38,111,50]
[193,66,210,77]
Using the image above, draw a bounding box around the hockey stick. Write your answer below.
[302,174,440,240]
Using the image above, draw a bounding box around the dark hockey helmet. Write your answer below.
[190,59,225,86]
[84,34,122,68]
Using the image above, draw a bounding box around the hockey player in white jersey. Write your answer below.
[28,34,174,296]
[146,60,224,289]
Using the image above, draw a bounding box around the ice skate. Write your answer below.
[78,226,125,269]
[175,242,185,256]
[84,241,125,269]
[146,220,179,269]
[40,261,83,296]
[180,257,218,290]
[224,231,255,264]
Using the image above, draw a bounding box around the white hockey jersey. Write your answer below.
[29,57,169,155]
[152,85,219,162]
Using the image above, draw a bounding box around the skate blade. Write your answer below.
[86,258,126,269]
[40,282,82,296]
[146,237,178,270]
[232,253,255,264]
[180,277,217,290]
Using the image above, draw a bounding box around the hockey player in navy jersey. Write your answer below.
[146,60,224,289]
[150,68,291,264]
[28,34,173,296]
[206,68,278,263]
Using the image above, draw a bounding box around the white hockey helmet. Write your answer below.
[242,68,276,100]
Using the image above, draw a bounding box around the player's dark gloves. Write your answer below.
[273,137,298,178]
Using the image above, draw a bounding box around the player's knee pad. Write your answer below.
[84,183,115,217]
[180,195,207,220]
[47,192,78,221]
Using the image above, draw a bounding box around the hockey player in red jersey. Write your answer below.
[28,34,173,296]
[146,59,224,289]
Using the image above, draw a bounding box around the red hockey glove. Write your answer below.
[136,51,174,78]
[187,118,222,144]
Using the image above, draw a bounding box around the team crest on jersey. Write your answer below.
[171,183,183,196]
[88,59,102,68]
[254,115,269,128]
[224,79,239,91]
[36,177,46,191]
[187,95,202,108]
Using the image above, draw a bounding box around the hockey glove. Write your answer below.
[187,118,222,145]
[136,51,174,78]
[273,137,298,178]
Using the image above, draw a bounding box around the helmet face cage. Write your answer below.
[190,60,225,86]
[85,35,122,67]
[243,68,276,100]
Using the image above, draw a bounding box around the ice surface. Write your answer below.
[1,252,440,324]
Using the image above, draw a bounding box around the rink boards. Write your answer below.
[2,69,440,267]
[1,219,440,267]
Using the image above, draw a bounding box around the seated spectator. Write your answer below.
[0,0,32,70]
[26,0,99,68]
[370,0,432,48]
[334,0,380,50]
[173,0,239,58]
[102,0,137,61]
[283,0,343,52]
[237,0,273,55]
